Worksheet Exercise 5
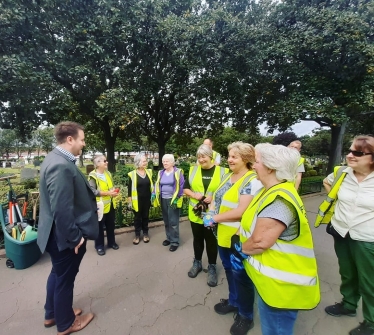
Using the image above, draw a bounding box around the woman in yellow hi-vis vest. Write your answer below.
[88,155,120,256]
[127,153,153,245]
[183,144,228,287]
[203,142,262,335]
[152,154,185,252]
[232,144,319,335]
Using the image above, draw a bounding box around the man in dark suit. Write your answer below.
[37,121,99,335]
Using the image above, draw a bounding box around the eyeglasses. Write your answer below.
[347,149,373,157]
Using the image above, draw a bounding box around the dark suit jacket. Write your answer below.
[37,148,99,253]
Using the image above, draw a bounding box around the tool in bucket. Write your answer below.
[0,174,36,241]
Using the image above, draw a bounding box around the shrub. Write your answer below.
[22,178,38,189]
[177,160,191,179]
[308,170,318,176]
[113,165,133,188]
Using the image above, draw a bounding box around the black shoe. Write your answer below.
[97,248,105,256]
[230,314,254,335]
[325,302,356,317]
[169,245,178,252]
[350,321,374,335]
[214,299,238,315]
[162,240,170,246]
[109,243,119,250]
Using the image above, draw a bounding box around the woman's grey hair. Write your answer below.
[196,144,213,159]
[255,143,300,182]
[162,154,175,166]
[134,153,146,169]
[93,155,105,168]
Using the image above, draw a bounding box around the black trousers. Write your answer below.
[190,220,218,264]
[95,204,116,249]
[133,198,151,236]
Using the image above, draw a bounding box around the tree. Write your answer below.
[33,127,55,156]
[0,129,17,159]
[259,0,374,172]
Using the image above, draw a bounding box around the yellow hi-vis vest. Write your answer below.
[240,182,320,310]
[188,165,228,223]
[298,157,305,167]
[88,170,117,214]
[213,170,257,248]
[128,169,153,212]
[314,166,347,227]
[153,168,184,208]
[212,151,219,164]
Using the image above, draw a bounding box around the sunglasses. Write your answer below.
[347,149,373,157]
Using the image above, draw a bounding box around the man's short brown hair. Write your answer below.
[54,121,84,144]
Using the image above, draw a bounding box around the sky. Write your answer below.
[259,120,322,137]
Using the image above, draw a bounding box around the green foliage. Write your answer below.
[177,160,191,179]
[22,178,38,190]
[308,170,318,177]
[272,132,298,146]
[113,165,133,188]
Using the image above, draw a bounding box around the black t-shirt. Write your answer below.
[184,166,216,194]
[128,172,151,199]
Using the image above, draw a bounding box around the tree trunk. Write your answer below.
[102,123,117,173]
[327,121,347,174]
[157,140,166,168]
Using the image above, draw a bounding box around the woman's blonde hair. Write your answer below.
[227,141,255,169]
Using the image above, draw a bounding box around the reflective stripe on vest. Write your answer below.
[246,257,317,286]
[154,168,183,208]
[188,166,227,223]
[215,171,257,248]
[240,182,320,309]
[128,169,153,212]
[89,170,116,214]
[314,166,347,227]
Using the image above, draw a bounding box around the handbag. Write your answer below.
[97,198,104,221]
[326,223,344,239]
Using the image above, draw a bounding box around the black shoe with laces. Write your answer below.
[214,299,238,315]
[230,314,254,335]
[325,302,356,317]
[350,321,374,335]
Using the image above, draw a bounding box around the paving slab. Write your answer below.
[0,193,363,335]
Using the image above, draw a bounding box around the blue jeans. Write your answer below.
[219,246,254,320]
[258,295,298,335]
[161,198,180,246]
[45,227,86,332]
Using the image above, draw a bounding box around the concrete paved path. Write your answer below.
[0,193,363,335]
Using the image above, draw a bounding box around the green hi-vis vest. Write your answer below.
[240,182,320,310]
[314,166,347,227]
[188,165,228,223]
[88,170,117,214]
[153,168,184,208]
[128,169,153,212]
[213,170,257,248]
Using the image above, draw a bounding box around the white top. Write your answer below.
[326,167,374,242]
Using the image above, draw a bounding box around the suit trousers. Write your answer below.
[95,204,116,249]
[45,228,86,332]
